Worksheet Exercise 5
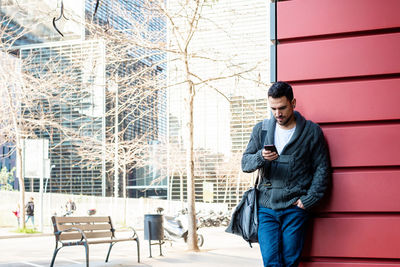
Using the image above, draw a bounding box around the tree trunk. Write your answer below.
[168,173,173,202]
[123,164,127,226]
[6,85,26,229]
[17,145,26,229]
[185,80,199,251]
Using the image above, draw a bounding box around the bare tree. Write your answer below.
[0,39,75,228]
[0,51,28,228]
[0,2,110,228]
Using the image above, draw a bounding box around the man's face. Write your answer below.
[268,96,296,127]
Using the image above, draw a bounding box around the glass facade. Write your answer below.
[85,0,168,197]
[19,40,106,195]
[230,96,268,154]
[1,0,167,197]
[167,0,270,208]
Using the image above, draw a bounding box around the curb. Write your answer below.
[0,233,53,239]
[0,227,133,240]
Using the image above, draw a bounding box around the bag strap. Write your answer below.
[254,170,261,187]
[261,129,267,146]
[254,129,267,188]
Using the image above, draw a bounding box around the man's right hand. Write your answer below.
[262,149,279,161]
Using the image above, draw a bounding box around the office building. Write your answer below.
[0,0,167,197]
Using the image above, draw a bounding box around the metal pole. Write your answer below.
[44,165,55,193]
[101,41,106,197]
[114,78,119,198]
[39,140,44,232]
[39,174,43,232]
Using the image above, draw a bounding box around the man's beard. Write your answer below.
[276,113,293,126]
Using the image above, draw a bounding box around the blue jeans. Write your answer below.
[26,215,35,226]
[258,206,308,267]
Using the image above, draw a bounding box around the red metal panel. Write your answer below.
[318,170,400,212]
[305,217,400,259]
[276,2,400,264]
[277,0,400,40]
[301,262,400,267]
[322,124,400,167]
[293,78,400,123]
[277,33,400,82]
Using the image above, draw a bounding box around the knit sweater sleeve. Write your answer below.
[300,126,331,209]
[241,122,268,173]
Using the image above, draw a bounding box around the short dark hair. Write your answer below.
[268,81,294,101]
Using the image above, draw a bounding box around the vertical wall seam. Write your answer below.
[270,1,277,83]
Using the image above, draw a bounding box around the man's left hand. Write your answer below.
[293,199,305,209]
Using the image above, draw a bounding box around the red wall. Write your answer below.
[276,0,400,265]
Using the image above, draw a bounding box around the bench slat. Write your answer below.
[87,237,136,244]
[59,231,112,241]
[57,223,112,231]
[55,216,110,224]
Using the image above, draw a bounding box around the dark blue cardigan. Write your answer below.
[242,111,331,210]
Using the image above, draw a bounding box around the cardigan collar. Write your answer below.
[262,111,306,147]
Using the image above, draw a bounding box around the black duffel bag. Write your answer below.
[225,174,259,247]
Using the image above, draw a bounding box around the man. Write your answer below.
[242,81,330,267]
[25,197,35,227]
[65,198,76,216]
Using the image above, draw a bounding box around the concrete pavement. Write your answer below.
[0,226,53,239]
[0,226,263,267]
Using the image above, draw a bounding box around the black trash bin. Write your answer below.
[144,214,164,240]
[144,214,164,257]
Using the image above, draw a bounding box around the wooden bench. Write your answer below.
[50,216,140,267]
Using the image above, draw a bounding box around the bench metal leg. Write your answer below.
[84,243,89,267]
[50,243,61,267]
[105,240,140,263]
[105,242,114,262]
[136,238,140,263]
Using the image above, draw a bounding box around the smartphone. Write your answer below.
[264,144,278,154]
